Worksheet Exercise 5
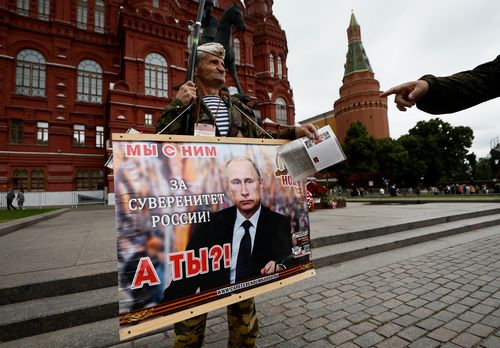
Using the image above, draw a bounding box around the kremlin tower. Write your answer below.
[333,12,389,143]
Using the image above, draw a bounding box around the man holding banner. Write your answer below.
[156,42,318,347]
[155,43,318,140]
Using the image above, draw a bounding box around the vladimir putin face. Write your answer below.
[226,158,263,219]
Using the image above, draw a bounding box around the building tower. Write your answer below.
[246,0,295,128]
[333,12,389,143]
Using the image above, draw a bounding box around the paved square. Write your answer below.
[200,233,500,347]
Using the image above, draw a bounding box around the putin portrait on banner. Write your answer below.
[163,156,293,302]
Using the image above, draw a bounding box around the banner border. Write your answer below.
[112,133,290,145]
[119,269,316,341]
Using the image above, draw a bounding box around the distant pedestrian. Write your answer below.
[6,188,16,210]
[17,188,25,209]
[389,184,397,197]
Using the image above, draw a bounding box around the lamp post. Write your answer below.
[494,159,500,193]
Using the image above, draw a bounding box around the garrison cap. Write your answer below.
[197,42,225,60]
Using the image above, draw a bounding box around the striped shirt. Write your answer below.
[203,95,229,136]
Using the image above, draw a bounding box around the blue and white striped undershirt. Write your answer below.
[203,95,229,136]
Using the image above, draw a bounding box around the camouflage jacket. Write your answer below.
[417,55,500,114]
[155,89,296,139]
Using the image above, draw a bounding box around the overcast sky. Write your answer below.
[272,0,500,158]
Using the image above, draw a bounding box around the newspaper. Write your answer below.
[277,125,346,181]
[105,128,141,169]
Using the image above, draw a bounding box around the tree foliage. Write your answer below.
[334,118,475,188]
[375,137,409,185]
[397,118,473,186]
[474,157,493,181]
[342,122,378,181]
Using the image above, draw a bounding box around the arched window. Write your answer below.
[77,60,102,103]
[76,170,89,190]
[76,169,104,190]
[13,168,45,191]
[277,56,283,79]
[13,169,28,190]
[16,49,46,97]
[269,54,274,78]
[145,53,168,98]
[234,37,241,65]
[275,97,287,124]
[31,169,46,191]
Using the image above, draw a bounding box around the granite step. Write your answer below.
[0,318,119,348]
[0,262,117,305]
[0,287,118,342]
[312,213,500,268]
[310,207,500,248]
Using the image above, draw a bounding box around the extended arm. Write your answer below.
[380,55,500,115]
[417,55,500,114]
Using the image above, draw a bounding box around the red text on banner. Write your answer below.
[167,243,231,281]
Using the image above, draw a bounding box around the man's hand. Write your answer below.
[380,80,429,111]
[175,81,197,106]
[260,261,283,275]
[295,123,320,140]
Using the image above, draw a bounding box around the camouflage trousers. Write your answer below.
[173,298,258,347]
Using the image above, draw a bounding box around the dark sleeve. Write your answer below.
[417,55,500,114]
[274,127,297,140]
[155,98,191,134]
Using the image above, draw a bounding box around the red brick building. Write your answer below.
[0,0,294,205]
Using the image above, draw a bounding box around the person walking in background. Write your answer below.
[6,187,16,210]
[17,188,25,210]
[380,55,500,114]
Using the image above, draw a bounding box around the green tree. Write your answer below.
[490,143,500,180]
[375,137,409,186]
[398,118,474,186]
[397,134,427,187]
[343,122,378,184]
[474,157,493,181]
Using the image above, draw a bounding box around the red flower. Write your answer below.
[306,181,328,197]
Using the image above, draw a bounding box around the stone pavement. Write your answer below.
[120,226,500,348]
[2,203,500,347]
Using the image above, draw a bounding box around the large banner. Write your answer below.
[113,134,315,339]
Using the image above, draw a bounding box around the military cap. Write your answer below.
[197,42,225,60]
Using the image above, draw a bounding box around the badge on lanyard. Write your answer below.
[194,123,216,136]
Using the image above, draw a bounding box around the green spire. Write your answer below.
[344,11,373,76]
[349,11,359,27]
